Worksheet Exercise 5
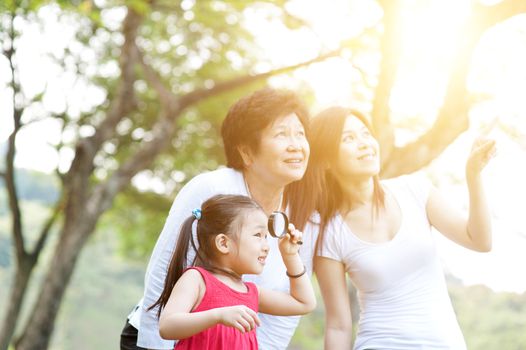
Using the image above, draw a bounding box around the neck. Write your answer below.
[339,176,375,211]
[210,267,246,291]
[243,170,284,215]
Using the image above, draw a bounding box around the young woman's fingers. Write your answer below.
[472,140,496,160]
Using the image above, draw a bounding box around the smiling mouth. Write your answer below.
[258,257,267,264]
[284,158,303,164]
[358,153,376,160]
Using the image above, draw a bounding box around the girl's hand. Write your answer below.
[466,136,496,182]
[278,223,303,256]
[216,305,260,333]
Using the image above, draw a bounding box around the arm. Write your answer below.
[159,269,261,339]
[315,256,352,350]
[259,226,316,316]
[426,138,496,252]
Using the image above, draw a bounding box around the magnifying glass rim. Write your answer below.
[268,211,289,238]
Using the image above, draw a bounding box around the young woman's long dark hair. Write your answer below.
[148,194,261,317]
[288,107,385,252]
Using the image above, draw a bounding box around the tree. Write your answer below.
[1,0,525,349]
[369,0,526,177]
[0,0,338,349]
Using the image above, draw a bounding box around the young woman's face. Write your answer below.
[245,113,310,187]
[231,209,270,275]
[332,115,380,179]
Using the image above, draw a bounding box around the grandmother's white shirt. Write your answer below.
[128,167,317,349]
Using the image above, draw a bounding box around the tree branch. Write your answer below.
[5,11,26,262]
[30,197,64,260]
[86,6,141,149]
[139,47,343,114]
[178,49,342,110]
[67,7,142,184]
[372,0,402,161]
[474,0,526,29]
[138,50,177,110]
[89,49,343,218]
[380,0,526,178]
[86,109,174,218]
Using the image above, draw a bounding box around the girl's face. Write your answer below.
[230,209,270,275]
[244,113,310,187]
[332,116,380,180]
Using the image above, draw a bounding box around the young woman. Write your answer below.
[151,194,315,349]
[289,107,496,349]
[121,88,317,350]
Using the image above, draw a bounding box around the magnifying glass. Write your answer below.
[268,211,302,245]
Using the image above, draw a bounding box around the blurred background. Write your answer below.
[1,0,525,349]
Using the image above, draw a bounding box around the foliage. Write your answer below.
[449,283,526,349]
[2,0,526,348]
[0,0,323,347]
[102,188,172,261]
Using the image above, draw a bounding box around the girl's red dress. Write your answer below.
[174,267,259,350]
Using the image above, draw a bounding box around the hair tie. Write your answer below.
[192,208,202,220]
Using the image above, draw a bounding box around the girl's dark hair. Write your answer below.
[221,87,310,170]
[287,107,385,251]
[149,194,261,317]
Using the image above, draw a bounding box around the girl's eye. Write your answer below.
[362,130,371,137]
[296,130,305,137]
[343,134,355,142]
[275,131,286,137]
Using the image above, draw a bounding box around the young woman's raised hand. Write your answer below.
[215,305,261,333]
[466,136,496,181]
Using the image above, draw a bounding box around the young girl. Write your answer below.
[149,194,316,349]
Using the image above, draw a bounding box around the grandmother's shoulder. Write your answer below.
[190,167,242,184]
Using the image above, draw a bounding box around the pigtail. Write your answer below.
[149,194,262,318]
[148,215,196,317]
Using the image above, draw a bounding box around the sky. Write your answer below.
[1,0,526,293]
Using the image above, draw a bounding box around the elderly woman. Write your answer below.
[121,87,315,350]
[289,107,496,350]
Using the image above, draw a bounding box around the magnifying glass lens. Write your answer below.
[268,211,303,245]
[268,211,288,238]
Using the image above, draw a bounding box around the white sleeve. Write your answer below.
[403,173,432,209]
[317,219,343,262]
[136,173,215,349]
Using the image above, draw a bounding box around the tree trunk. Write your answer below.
[0,257,35,350]
[14,222,93,350]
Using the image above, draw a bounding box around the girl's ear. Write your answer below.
[238,145,253,168]
[215,234,231,254]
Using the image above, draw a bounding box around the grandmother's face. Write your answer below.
[244,113,309,186]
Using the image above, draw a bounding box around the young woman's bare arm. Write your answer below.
[315,256,353,350]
